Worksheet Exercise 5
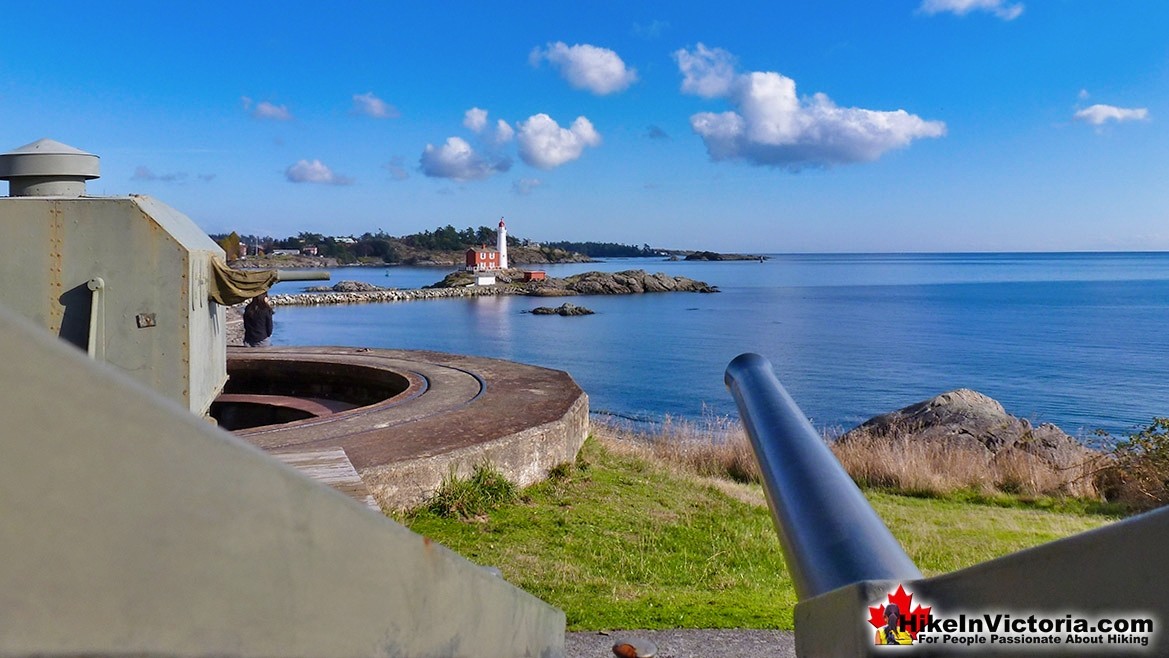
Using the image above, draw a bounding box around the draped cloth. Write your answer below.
[208,258,278,306]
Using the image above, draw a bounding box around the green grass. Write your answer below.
[400,437,1115,631]
[864,485,1127,517]
[425,462,518,519]
[869,492,1109,576]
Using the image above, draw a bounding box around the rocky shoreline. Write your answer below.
[270,269,717,307]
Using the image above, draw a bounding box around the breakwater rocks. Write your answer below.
[269,285,509,306]
[270,269,718,307]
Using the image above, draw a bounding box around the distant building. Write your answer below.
[301,245,319,256]
[474,274,496,286]
[466,246,501,272]
[271,249,300,256]
[523,271,546,282]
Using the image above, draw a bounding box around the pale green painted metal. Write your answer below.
[86,277,105,361]
[0,195,227,415]
[0,304,566,657]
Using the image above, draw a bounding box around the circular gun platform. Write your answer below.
[218,346,589,511]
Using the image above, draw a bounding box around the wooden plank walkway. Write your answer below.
[270,448,381,512]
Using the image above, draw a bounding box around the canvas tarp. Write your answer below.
[209,258,278,305]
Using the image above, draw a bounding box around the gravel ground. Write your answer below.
[565,629,795,658]
[225,305,245,346]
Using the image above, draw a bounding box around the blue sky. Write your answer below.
[1,1,1165,252]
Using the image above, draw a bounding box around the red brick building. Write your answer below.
[465,247,501,272]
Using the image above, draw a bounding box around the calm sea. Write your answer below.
[269,253,1169,440]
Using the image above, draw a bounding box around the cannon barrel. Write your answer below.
[274,269,330,282]
[724,353,921,601]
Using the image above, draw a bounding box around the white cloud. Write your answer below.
[918,0,1023,20]
[676,46,945,170]
[512,178,543,195]
[285,159,353,185]
[245,98,293,121]
[674,43,737,98]
[516,114,601,169]
[420,136,511,181]
[494,119,515,144]
[464,107,488,132]
[352,92,398,119]
[530,41,637,95]
[1074,104,1150,126]
[463,109,512,143]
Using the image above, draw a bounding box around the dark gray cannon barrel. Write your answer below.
[274,270,330,282]
[724,352,921,600]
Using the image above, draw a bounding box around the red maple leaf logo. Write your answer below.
[867,584,932,641]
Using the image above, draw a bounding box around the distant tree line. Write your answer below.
[540,241,656,257]
[400,225,518,251]
[211,226,656,264]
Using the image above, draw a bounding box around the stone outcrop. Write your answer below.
[557,270,718,295]
[842,389,1098,469]
[682,250,766,261]
[430,268,718,294]
[306,280,388,293]
[528,303,594,316]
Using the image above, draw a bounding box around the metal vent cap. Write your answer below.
[0,138,100,197]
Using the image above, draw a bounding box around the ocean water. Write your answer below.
[269,253,1169,440]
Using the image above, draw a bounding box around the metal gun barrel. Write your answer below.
[724,352,921,600]
[274,270,330,282]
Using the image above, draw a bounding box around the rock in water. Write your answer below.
[843,388,1096,469]
[529,303,594,316]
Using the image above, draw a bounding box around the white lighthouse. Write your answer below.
[497,217,508,270]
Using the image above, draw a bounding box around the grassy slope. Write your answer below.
[403,438,1113,631]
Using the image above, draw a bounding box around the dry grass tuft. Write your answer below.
[592,412,1104,502]
[832,426,1103,499]
[592,412,761,485]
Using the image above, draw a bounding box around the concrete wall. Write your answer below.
[0,305,565,657]
[365,392,590,510]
